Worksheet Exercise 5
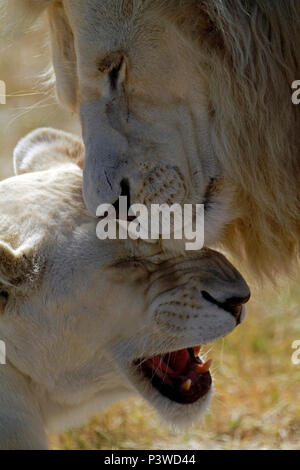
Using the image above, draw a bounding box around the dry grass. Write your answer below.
[1,25,299,451]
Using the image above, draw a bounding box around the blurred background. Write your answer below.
[0,24,299,450]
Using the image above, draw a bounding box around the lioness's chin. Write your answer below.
[117,346,214,427]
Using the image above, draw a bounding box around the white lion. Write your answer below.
[1,0,299,278]
[0,128,250,450]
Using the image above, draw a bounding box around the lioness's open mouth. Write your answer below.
[134,347,212,405]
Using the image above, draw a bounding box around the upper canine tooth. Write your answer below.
[181,379,192,391]
[193,346,201,357]
[195,359,212,374]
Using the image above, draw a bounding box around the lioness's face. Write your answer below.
[0,129,250,426]
[48,0,233,246]
[107,250,250,424]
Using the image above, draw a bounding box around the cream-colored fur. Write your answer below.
[1,0,299,280]
[0,128,250,449]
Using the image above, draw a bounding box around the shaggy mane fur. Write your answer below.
[1,0,299,280]
[200,0,300,281]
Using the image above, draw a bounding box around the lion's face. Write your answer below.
[0,129,250,427]
[47,0,234,247]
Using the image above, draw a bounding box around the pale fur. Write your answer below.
[1,0,299,281]
[0,128,250,449]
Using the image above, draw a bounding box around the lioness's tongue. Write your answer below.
[147,349,190,376]
[162,349,189,374]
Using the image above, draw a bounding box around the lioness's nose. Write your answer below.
[221,295,250,323]
[202,291,250,324]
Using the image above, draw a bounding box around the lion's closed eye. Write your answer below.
[97,52,126,90]
[97,52,124,74]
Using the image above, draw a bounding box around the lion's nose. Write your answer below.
[112,178,132,217]
[202,291,250,324]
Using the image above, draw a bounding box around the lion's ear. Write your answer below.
[14,128,84,176]
[48,3,78,112]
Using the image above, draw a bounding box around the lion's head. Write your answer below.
[1,0,299,278]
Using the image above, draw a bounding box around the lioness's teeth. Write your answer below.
[181,379,192,391]
[195,359,212,374]
[193,346,201,357]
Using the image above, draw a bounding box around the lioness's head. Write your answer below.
[0,128,250,427]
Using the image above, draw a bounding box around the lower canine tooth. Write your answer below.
[181,379,192,391]
[195,359,212,374]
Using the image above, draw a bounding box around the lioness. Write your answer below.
[0,128,250,450]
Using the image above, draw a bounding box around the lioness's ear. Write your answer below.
[0,242,36,313]
[48,3,78,112]
[14,128,84,175]
[0,242,30,288]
